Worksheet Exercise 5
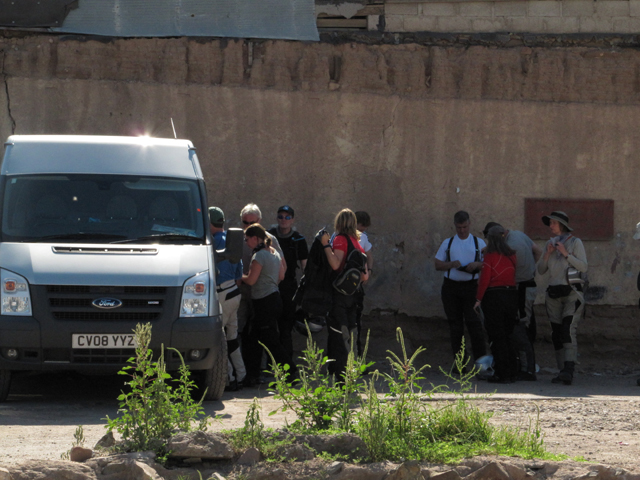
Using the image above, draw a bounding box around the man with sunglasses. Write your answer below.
[238,203,285,381]
[269,205,309,358]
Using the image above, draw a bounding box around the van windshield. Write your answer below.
[1,174,206,244]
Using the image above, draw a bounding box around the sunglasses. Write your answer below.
[277,215,292,220]
[242,219,257,225]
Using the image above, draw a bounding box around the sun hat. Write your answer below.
[542,211,573,232]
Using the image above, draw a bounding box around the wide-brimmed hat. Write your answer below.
[542,211,573,232]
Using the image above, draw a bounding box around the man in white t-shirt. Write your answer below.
[434,211,487,370]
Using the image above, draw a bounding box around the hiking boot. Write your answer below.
[552,361,574,385]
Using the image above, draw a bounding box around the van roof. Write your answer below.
[2,135,203,179]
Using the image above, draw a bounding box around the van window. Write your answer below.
[1,174,206,244]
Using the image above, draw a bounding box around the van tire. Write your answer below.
[200,333,228,401]
[0,370,11,402]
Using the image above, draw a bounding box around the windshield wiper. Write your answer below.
[30,233,128,243]
[111,233,203,244]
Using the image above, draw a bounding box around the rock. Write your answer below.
[69,446,93,462]
[87,451,157,470]
[386,460,422,480]
[275,443,314,462]
[237,447,261,466]
[94,431,115,449]
[334,464,387,479]
[298,433,368,460]
[327,461,344,475]
[166,431,234,460]
[454,466,473,476]
[6,459,97,479]
[466,462,510,480]
[502,462,532,480]
[100,459,161,480]
[430,471,462,480]
[0,468,10,480]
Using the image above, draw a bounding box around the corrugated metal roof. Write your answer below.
[51,0,319,41]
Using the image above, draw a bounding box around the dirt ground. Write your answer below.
[1,307,640,472]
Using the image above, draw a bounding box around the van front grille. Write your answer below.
[44,285,168,321]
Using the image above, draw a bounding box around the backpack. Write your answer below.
[332,234,367,296]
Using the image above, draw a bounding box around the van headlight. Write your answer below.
[1,269,31,316]
[180,271,209,317]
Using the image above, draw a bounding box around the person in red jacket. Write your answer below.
[474,225,519,384]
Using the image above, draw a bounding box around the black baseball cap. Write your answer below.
[277,205,294,217]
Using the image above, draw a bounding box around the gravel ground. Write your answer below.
[1,370,640,472]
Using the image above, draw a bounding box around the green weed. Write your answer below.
[60,425,86,460]
[104,322,210,458]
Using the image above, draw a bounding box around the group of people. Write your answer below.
[435,210,588,385]
[211,202,590,390]
[209,203,373,391]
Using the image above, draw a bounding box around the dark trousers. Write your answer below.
[355,287,365,357]
[278,277,298,359]
[327,292,357,376]
[482,287,519,380]
[441,278,487,363]
[245,292,295,379]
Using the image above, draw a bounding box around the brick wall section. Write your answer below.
[385,0,640,33]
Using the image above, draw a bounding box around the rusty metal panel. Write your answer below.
[524,198,614,241]
[0,0,77,27]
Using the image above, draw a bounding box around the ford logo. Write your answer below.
[92,298,123,309]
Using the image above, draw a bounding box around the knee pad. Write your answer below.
[550,322,564,350]
[227,338,239,353]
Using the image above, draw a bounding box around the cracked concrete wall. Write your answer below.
[2,35,640,317]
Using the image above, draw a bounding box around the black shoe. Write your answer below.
[517,372,537,381]
[225,378,245,392]
[551,374,572,385]
[487,375,514,384]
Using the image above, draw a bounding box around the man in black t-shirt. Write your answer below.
[269,205,309,358]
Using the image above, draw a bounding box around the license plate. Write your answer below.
[72,334,137,349]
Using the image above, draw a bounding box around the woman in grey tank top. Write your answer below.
[242,224,296,384]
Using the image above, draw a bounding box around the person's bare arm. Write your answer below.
[365,249,373,270]
[321,233,344,271]
[435,258,461,271]
[532,242,543,263]
[242,260,263,286]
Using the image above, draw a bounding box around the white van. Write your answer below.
[0,135,236,401]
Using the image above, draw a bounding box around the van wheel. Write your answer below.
[199,333,228,401]
[0,370,11,402]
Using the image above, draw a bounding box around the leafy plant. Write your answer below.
[60,425,86,460]
[232,397,265,450]
[266,322,372,431]
[104,322,210,457]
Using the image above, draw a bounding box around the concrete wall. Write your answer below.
[385,0,640,34]
[2,35,640,316]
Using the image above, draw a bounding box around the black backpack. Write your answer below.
[332,234,367,296]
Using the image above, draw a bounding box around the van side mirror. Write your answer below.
[215,227,243,264]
